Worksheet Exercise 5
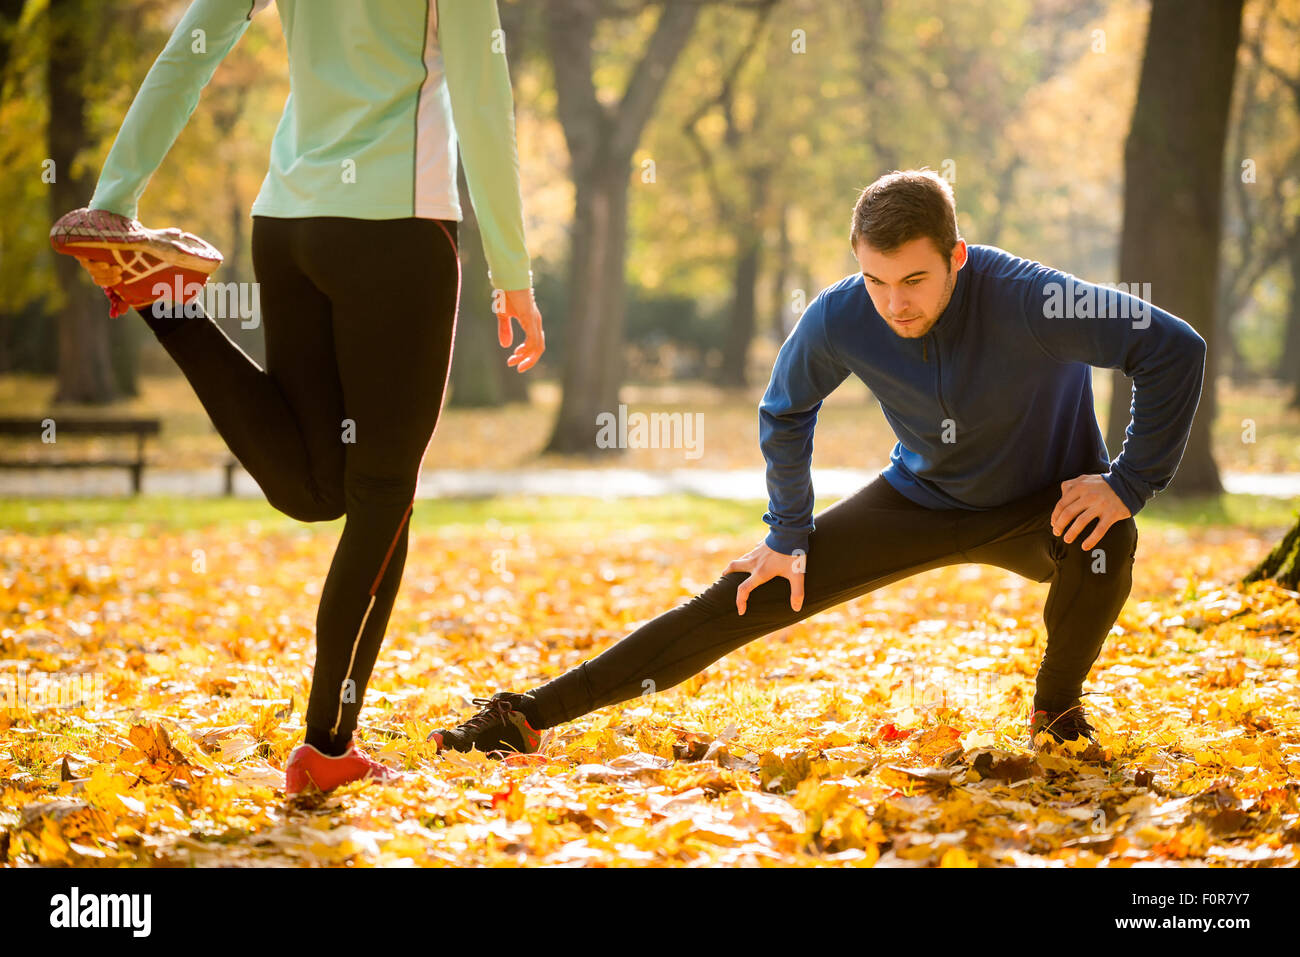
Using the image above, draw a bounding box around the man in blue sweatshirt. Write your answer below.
[428,169,1207,756]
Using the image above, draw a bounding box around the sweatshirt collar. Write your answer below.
[929,258,971,337]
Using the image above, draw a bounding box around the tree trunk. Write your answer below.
[48,0,117,405]
[1106,0,1243,498]
[546,162,631,451]
[542,0,700,455]
[1244,514,1300,591]
[717,232,760,388]
[1279,227,1300,409]
[107,306,142,397]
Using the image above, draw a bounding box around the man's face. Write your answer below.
[855,236,968,338]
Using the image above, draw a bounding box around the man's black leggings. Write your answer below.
[139,215,460,755]
[527,474,1138,728]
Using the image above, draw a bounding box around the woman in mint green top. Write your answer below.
[92,0,535,292]
[65,0,546,791]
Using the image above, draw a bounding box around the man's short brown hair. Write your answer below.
[850,169,961,260]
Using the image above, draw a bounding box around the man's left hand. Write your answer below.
[1052,474,1132,551]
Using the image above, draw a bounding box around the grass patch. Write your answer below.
[0,494,763,537]
[1,490,1293,537]
[1136,492,1299,532]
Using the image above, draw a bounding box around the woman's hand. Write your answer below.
[496,288,545,373]
[77,257,124,288]
[72,254,130,317]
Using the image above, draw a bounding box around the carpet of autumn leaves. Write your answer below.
[3,502,1300,867]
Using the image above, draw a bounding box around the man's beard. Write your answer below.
[889,266,956,337]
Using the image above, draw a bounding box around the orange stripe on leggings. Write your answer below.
[367,219,459,598]
[368,500,414,595]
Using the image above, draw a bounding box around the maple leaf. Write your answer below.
[876,723,912,743]
[491,783,526,820]
[969,748,1043,783]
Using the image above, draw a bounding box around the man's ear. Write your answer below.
[951,239,968,272]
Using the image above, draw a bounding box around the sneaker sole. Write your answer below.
[51,208,223,309]
[286,765,403,795]
[51,211,222,270]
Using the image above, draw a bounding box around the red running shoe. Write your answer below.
[284,738,404,795]
[50,207,223,318]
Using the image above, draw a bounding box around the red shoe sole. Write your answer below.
[50,208,223,310]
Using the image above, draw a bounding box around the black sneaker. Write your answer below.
[428,692,542,757]
[1028,702,1100,751]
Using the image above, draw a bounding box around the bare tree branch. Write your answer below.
[610,1,703,158]
[681,1,775,222]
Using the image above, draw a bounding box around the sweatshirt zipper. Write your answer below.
[928,332,952,420]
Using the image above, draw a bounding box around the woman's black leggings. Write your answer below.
[527,474,1139,729]
[139,215,460,755]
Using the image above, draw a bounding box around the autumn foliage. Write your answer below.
[2,511,1299,867]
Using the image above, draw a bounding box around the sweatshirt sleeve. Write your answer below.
[1019,264,1207,516]
[88,0,257,220]
[759,294,852,555]
[438,0,533,291]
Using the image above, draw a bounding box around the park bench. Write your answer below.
[0,415,242,496]
[0,415,160,494]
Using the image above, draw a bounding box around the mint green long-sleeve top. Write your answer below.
[89,0,533,290]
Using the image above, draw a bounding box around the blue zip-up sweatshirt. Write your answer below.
[759,243,1207,556]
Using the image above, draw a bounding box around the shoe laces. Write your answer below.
[460,695,516,733]
[1037,704,1095,739]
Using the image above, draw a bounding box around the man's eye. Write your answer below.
[907,279,922,286]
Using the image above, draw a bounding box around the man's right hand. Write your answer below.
[726,542,806,616]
